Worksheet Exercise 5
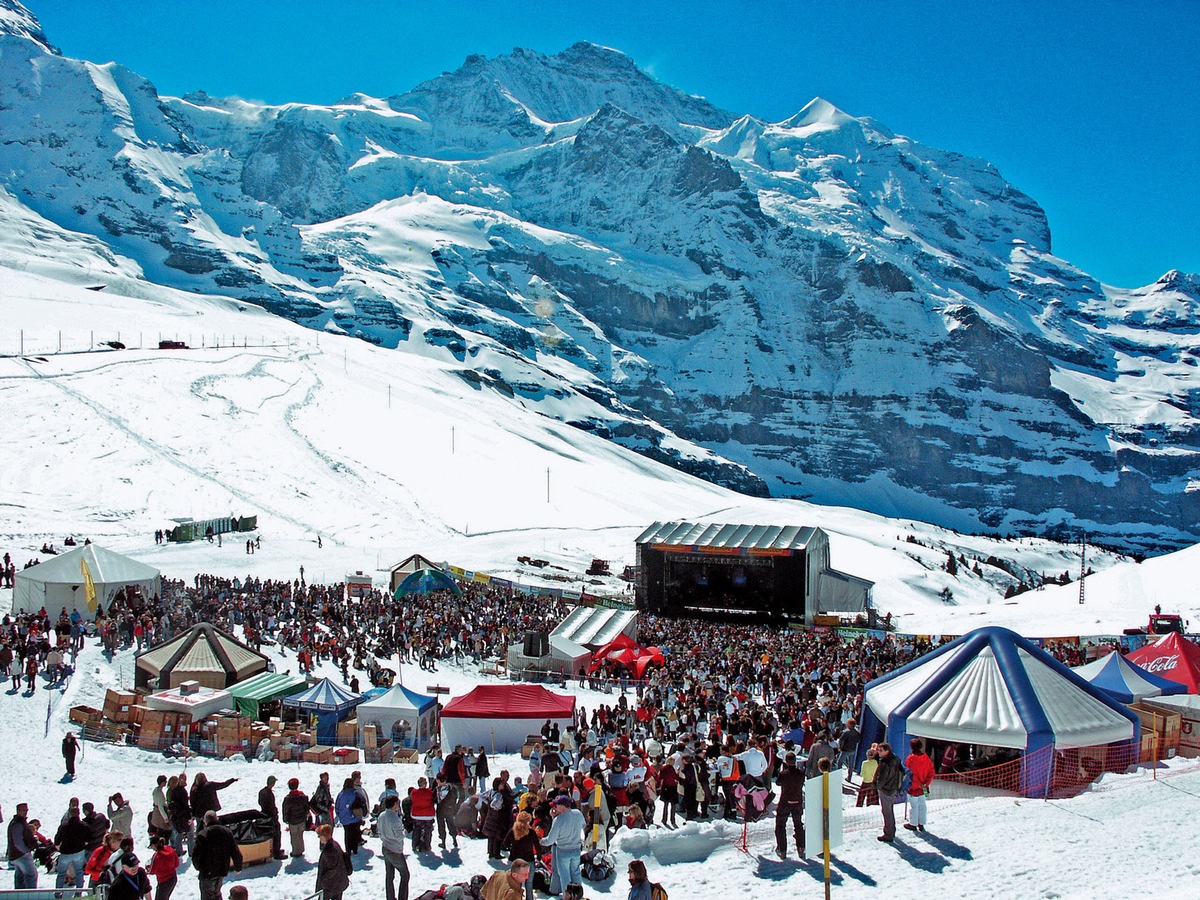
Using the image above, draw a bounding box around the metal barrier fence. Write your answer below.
[0,887,105,900]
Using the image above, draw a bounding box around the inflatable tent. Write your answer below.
[860,627,1139,796]
[441,684,575,752]
[282,678,363,744]
[1126,633,1200,694]
[14,544,161,619]
[136,623,269,690]
[356,684,438,751]
[394,567,462,599]
[589,633,665,679]
[552,606,637,649]
[1072,652,1189,704]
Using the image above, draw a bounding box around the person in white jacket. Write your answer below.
[539,797,586,895]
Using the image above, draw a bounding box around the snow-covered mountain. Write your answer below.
[2,2,1198,554]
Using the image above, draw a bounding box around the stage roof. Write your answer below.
[635,521,821,553]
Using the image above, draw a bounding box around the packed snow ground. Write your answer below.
[4,634,1200,900]
[4,257,1200,899]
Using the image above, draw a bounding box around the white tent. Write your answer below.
[356,684,438,751]
[13,544,161,619]
[506,633,592,678]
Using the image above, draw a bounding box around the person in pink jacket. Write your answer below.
[904,738,936,832]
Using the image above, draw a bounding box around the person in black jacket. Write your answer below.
[190,774,238,820]
[54,805,91,889]
[257,775,286,860]
[8,803,39,889]
[774,751,805,859]
[62,732,80,779]
[281,779,310,859]
[81,802,111,854]
[192,811,242,900]
[167,774,193,857]
[107,852,153,900]
[873,742,904,843]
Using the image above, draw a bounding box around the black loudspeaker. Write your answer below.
[523,631,549,657]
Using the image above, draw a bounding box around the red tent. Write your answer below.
[442,684,575,719]
[590,633,665,679]
[440,684,576,752]
[1126,633,1200,694]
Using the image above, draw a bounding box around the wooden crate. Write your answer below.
[394,748,419,764]
[1131,702,1181,757]
[331,747,359,765]
[103,689,138,724]
[69,705,103,726]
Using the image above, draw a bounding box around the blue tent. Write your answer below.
[1072,652,1189,704]
[394,567,462,599]
[860,627,1140,797]
[282,677,363,744]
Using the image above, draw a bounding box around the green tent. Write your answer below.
[227,671,308,719]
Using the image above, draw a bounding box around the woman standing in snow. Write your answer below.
[904,738,936,833]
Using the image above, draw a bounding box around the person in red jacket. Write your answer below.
[147,836,179,900]
[903,738,936,832]
[410,778,436,852]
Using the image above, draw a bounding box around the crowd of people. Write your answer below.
[2,558,1011,899]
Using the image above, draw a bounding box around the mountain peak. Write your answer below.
[0,0,58,54]
[1153,269,1200,295]
[781,97,854,129]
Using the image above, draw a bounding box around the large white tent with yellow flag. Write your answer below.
[12,544,161,619]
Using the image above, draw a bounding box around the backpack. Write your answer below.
[581,849,615,882]
[899,766,913,798]
[489,790,505,811]
[650,883,669,900]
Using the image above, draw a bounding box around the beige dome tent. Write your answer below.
[135,622,269,690]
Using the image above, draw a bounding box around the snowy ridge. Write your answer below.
[0,6,1198,553]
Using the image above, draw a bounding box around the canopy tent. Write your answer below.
[226,671,308,719]
[135,623,269,690]
[588,632,665,679]
[394,567,462,599]
[441,684,575,752]
[144,684,234,720]
[1072,652,1190,704]
[506,633,593,678]
[282,678,363,744]
[356,684,438,751]
[860,627,1139,797]
[1126,633,1200,694]
[13,544,161,620]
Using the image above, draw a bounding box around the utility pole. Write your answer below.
[1078,532,1087,605]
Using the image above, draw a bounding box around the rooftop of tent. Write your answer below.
[635,521,824,554]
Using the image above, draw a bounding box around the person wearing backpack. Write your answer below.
[873,742,904,843]
[626,859,666,900]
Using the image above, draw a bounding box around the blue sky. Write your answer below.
[31,0,1200,289]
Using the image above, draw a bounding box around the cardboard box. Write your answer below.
[303,745,333,764]
[1131,701,1181,758]
[337,718,358,743]
[332,747,359,765]
[363,725,377,750]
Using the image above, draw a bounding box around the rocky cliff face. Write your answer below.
[1,6,1197,552]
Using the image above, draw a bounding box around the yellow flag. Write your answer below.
[81,556,97,613]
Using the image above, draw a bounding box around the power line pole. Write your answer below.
[1078,532,1087,605]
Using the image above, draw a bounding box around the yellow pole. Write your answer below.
[823,771,831,900]
[592,782,602,846]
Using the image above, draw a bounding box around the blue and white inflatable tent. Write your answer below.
[859,627,1140,797]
